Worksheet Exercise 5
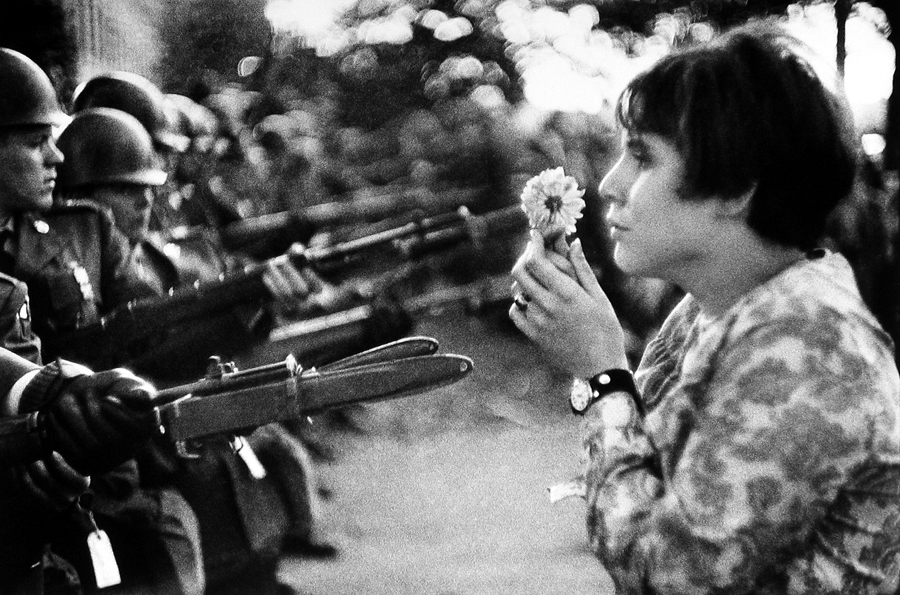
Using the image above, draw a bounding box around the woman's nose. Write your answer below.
[597,157,627,207]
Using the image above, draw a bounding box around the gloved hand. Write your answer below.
[12,451,91,513]
[27,365,158,476]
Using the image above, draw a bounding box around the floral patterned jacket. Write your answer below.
[581,250,900,594]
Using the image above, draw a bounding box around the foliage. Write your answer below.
[157,0,273,97]
[260,0,868,130]
[0,0,77,103]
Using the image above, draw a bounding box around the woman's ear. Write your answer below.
[713,183,757,221]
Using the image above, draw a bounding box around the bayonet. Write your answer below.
[0,337,474,467]
[157,351,472,441]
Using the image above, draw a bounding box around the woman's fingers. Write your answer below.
[569,239,601,294]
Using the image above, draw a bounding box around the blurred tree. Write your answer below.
[263,0,521,130]
[259,0,878,132]
[158,0,273,96]
[0,0,77,103]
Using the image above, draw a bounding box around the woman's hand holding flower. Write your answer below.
[513,167,584,300]
[520,166,586,248]
[510,231,628,378]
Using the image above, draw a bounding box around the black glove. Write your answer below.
[21,363,158,476]
[12,451,90,514]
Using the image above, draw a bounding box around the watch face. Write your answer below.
[570,377,592,412]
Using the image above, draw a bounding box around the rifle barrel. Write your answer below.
[167,186,488,249]
[54,203,524,368]
[154,354,298,404]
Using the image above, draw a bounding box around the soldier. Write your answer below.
[0,51,157,590]
[71,72,244,231]
[0,345,159,595]
[52,105,334,595]
[0,45,207,595]
[0,221,128,595]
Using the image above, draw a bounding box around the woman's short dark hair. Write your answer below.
[615,20,858,251]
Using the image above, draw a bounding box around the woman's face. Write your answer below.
[92,184,154,244]
[598,131,719,283]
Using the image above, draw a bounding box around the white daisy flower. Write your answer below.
[520,167,586,240]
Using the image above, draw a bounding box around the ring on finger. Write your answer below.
[513,295,528,311]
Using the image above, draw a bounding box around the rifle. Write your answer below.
[51,205,526,367]
[0,337,473,466]
[238,273,514,369]
[167,185,487,258]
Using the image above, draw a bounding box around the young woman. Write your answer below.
[510,21,900,594]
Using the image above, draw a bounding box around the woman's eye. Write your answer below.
[630,151,650,167]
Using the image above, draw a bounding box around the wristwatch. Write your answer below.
[570,369,642,416]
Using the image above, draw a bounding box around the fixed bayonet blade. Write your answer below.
[302,353,471,412]
[158,354,473,441]
[319,336,439,371]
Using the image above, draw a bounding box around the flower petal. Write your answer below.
[520,167,586,237]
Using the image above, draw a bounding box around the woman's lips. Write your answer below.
[609,225,628,241]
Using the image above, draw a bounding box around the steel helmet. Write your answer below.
[71,71,189,153]
[166,93,221,153]
[55,108,168,190]
[0,47,67,128]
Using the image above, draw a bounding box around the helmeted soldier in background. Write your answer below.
[0,46,160,595]
[71,72,244,232]
[53,105,334,595]
[163,93,251,230]
[70,70,190,159]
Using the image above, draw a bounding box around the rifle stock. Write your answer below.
[53,206,525,367]
[249,274,514,368]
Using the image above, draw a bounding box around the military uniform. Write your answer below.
[115,234,268,382]
[0,273,62,594]
[0,202,202,595]
[0,202,142,365]
[0,346,56,595]
[117,234,311,595]
[0,272,41,365]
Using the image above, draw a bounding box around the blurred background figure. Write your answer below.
[70,71,247,231]
[51,103,349,595]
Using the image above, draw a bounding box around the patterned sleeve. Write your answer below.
[580,306,884,594]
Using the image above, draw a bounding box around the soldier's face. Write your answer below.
[91,184,154,244]
[0,126,63,215]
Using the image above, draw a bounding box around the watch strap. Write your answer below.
[582,369,643,416]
